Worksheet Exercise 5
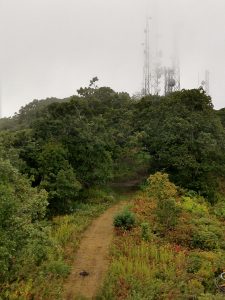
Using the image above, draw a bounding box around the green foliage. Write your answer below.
[37,142,82,214]
[38,142,68,177]
[135,89,225,201]
[156,197,181,229]
[2,83,225,297]
[0,159,49,283]
[114,208,136,230]
[100,174,225,299]
[146,172,177,201]
[100,241,191,299]
[187,253,202,273]
[0,117,18,131]
[216,107,225,129]
[46,260,70,278]
[55,168,81,199]
[213,199,225,220]
[146,172,180,229]
[2,87,225,209]
[191,217,223,250]
[1,191,114,298]
[0,130,25,170]
[181,196,209,216]
[141,222,150,241]
[0,83,138,217]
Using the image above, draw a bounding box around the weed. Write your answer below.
[114,208,136,230]
[140,222,150,241]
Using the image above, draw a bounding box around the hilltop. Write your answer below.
[1,81,225,298]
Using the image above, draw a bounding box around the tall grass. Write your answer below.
[99,239,190,299]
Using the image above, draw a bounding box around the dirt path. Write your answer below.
[63,201,127,300]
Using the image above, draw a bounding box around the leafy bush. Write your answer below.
[138,89,225,202]
[214,200,225,220]
[191,218,223,250]
[46,260,70,278]
[99,173,225,299]
[187,253,202,273]
[187,279,204,296]
[192,230,219,250]
[181,196,208,216]
[0,159,49,283]
[156,197,181,229]
[114,208,136,230]
[141,222,150,241]
[146,172,177,201]
[145,172,181,230]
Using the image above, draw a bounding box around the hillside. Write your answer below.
[99,173,225,299]
[1,82,225,299]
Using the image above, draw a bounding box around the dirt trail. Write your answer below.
[63,201,127,300]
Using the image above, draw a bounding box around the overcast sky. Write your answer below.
[1,0,225,116]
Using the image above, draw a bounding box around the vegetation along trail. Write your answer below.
[63,200,127,300]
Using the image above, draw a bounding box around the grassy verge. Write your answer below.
[98,173,225,300]
[2,189,119,300]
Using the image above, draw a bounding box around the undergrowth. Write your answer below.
[114,208,136,230]
[98,172,225,300]
[1,190,116,300]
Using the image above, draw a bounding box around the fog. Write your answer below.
[1,0,225,116]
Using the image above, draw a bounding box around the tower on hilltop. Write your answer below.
[142,17,152,96]
[164,36,180,95]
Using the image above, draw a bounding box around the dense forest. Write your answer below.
[1,79,225,298]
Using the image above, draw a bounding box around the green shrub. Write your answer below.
[185,190,198,198]
[187,279,204,296]
[146,172,180,230]
[156,197,181,230]
[187,253,202,273]
[0,159,49,284]
[146,172,177,201]
[191,218,223,250]
[46,260,70,278]
[214,200,225,220]
[192,229,219,250]
[141,222,150,241]
[114,208,136,230]
[181,196,208,216]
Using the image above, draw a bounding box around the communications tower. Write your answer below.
[152,49,163,95]
[164,42,180,95]
[142,18,152,96]
[201,70,210,95]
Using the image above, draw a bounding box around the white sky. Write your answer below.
[1,0,225,116]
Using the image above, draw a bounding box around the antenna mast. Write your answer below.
[172,54,180,92]
[142,18,152,96]
[164,34,180,95]
[204,70,210,95]
[200,70,210,95]
[152,11,162,96]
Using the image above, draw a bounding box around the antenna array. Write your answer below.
[142,18,152,96]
